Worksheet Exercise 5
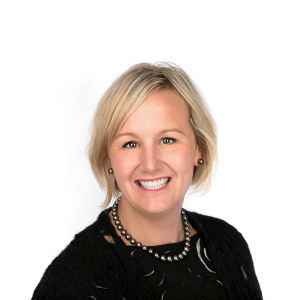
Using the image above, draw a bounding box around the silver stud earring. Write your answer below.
[108,168,114,175]
[198,159,203,165]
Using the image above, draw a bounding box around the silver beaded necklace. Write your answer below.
[112,199,191,262]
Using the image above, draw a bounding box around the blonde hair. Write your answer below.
[88,62,218,208]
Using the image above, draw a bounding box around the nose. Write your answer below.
[140,143,161,174]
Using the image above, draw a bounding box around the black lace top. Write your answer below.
[126,232,228,300]
[31,208,263,300]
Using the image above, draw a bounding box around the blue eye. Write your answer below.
[122,141,138,149]
[122,137,177,149]
[161,137,177,144]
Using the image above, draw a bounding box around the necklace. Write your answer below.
[112,199,191,262]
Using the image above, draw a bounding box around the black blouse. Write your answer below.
[31,209,263,300]
[125,232,229,300]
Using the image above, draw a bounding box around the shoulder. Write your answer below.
[186,210,240,233]
[31,210,112,299]
[186,210,250,251]
[186,210,263,298]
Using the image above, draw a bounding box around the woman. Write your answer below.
[32,62,263,299]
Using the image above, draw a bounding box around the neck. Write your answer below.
[116,199,185,246]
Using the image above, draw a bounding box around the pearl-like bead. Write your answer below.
[112,199,190,263]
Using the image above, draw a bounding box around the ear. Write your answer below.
[194,145,202,166]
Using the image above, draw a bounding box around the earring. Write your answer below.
[198,159,203,165]
[108,168,114,175]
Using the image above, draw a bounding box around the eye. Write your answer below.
[122,140,139,149]
[161,137,177,145]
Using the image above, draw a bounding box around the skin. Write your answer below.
[108,89,202,246]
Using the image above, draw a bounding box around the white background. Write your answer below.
[1,1,299,299]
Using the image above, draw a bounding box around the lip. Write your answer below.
[135,176,170,182]
[134,177,172,193]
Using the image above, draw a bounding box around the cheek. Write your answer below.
[110,151,138,182]
[166,149,195,184]
[171,146,195,169]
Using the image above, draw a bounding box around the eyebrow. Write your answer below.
[115,129,185,140]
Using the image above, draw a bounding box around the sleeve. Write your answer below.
[189,212,263,300]
[31,271,76,300]
[232,227,263,300]
[215,217,263,300]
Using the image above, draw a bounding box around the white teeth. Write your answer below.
[139,178,169,189]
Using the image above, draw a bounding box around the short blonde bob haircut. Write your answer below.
[88,62,218,208]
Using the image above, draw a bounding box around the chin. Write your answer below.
[137,199,178,216]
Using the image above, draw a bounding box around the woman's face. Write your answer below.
[108,89,201,215]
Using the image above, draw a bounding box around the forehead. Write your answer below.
[120,89,190,131]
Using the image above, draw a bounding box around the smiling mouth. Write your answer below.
[135,177,171,190]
